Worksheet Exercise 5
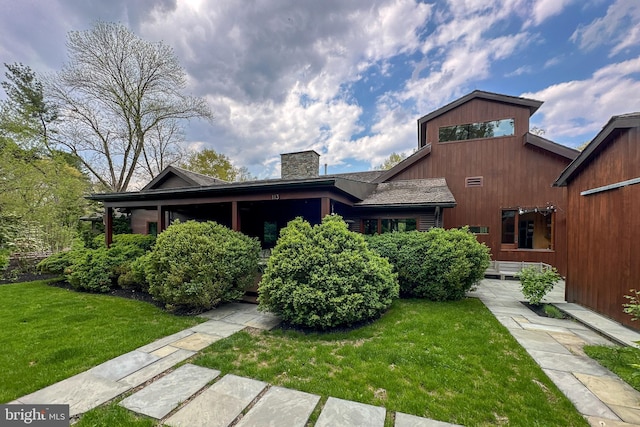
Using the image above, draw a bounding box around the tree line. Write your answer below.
[0,22,247,255]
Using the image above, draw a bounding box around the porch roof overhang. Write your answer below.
[355,178,456,209]
[87,176,378,207]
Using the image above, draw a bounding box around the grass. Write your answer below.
[0,279,202,403]
[75,403,155,427]
[543,303,566,319]
[193,298,587,427]
[584,344,640,392]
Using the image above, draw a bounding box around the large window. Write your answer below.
[501,209,553,250]
[363,218,417,235]
[439,118,515,142]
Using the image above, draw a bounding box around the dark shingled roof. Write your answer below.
[141,165,226,191]
[356,178,455,207]
[170,166,227,186]
[331,170,385,182]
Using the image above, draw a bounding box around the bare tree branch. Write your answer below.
[46,22,212,192]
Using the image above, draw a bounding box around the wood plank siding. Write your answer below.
[392,98,572,274]
[565,126,640,329]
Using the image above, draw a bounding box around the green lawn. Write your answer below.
[193,298,587,427]
[584,344,640,392]
[0,279,202,403]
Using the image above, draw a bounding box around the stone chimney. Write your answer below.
[280,150,320,179]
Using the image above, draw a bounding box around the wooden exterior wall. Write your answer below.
[131,209,158,235]
[565,127,640,329]
[392,98,571,275]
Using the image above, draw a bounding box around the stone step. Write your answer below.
[315,397,385,427]
[89,350,159,382]
[165,374,267,427]
[395,411,464,427]
[119,364,220,419]
[118,348,196,388]
[235,386,320,427]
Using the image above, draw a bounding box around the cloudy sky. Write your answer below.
[0,0,638,177]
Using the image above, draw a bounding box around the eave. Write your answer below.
[554,113,640,187]
[373,144,432,183]
[88,177,377,205]
[418,90,543,147]
[523,133,579,161]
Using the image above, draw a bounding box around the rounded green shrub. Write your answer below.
[40,234,156,292]
[66,238,150,292]
[518,266,561,305]
[367,227,490,301]
[37,244,84,275]
[258,215,398,330]
[146,221,260,311]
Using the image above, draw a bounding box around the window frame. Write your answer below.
[439,118,515,143]
[500,209,555,251]
[361,217,418,235]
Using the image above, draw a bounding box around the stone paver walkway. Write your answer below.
[469,278,640,427]
[10,282,640,426]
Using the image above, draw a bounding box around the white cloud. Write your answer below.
[135,0,432,175]
[525,0,575,28]
[521,56,640,143]
[506,66,533,77]
[393,2,532,112]
[571,0,640,57]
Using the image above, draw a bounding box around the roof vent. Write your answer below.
[465,176,483,187]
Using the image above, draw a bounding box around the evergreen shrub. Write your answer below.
[145,221,260,311]
[258,215,398,330]
[367,227,490,300]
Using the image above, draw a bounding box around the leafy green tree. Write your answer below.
[48,22,212,192]
[180,148,238,182]
[0,62,57,152]
[375,152,406,170]
[0,65,90,253]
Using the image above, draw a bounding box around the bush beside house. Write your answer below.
[145,221,260,311]
[258,215,398,330]
[38,234,156,292]
[367,227,490,300]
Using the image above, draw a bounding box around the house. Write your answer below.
[554,113,640,329]
[88,90,578,275]
[88,151,456,248]
[376,91,578,275]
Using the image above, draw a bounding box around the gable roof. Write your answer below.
[524,132,580,161]
[356,178,455,208]
[418,90,543,125]
[554,112,640,187]
[141,165,226,191]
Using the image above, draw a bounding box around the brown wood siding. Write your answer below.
[565,127,640,329]
[131,209,158,234]
[392,98,571,274]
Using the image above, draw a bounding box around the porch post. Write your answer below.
[320,197,331,218]
[232,201,240,231]
[105,206,113,247]
[158,205,166,232]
